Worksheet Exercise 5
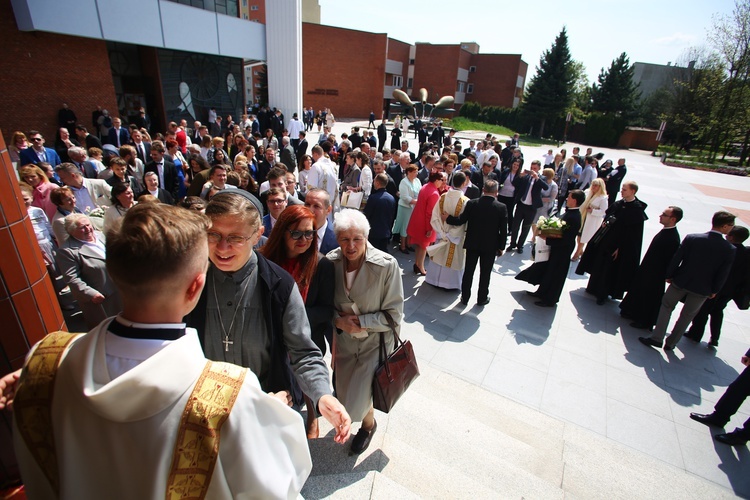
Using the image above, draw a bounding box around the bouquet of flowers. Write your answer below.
[85,206,105,220]
[537,215,567,238]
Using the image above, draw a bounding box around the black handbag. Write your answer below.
[372,312,420,413]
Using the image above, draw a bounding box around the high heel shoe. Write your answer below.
[413,264,425,276]
[400,247,410,254]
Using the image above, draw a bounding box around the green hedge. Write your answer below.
[583,113,627,147]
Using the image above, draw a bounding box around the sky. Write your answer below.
[319,0,737,85]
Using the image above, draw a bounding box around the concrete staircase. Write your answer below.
[301,363,736,499]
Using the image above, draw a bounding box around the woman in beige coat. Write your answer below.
[327,209,404,455]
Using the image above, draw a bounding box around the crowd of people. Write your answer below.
[3,106,750,496]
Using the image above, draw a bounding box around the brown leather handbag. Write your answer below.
[372,311,420,413]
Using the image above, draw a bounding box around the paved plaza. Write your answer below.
[300,120,750,498]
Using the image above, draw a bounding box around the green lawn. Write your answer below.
[445,117,558,146]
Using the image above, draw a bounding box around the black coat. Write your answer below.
[144,158,180,200]
[306,255,335,356]
[516,208,582,304]
[576,197,649,300]
[446,195,507,253]
[377,123,387,152]
[619,227,681,327]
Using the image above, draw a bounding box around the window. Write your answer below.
[255,83,261,88]
[469,66,476,73]
[457,81,465,93]
[467,83,474,94]
[250,5,258,10]
[393,75,403,87]
[409,59,415,64]
[407,77,413,88]
[253,71,260,76]
[242,0,247,5]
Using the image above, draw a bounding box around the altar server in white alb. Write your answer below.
[13,203,312,499]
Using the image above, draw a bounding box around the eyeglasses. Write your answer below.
[31,137,43,142]
[288,229,315,240]
[207,229,257,246]
[268,199,286,205]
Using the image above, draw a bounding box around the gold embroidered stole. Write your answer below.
[439,194,465,268]
[14,331,81,496]
[166,361,247,500]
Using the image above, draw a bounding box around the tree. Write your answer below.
[591,52,640,118]
[256,65,269,106]
[522,27,576,137]
[570,60,592,120]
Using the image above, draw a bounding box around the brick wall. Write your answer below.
[412,44,461,104]
[0,0,118,143]
[468,54,526,108]
[302,23,386,119]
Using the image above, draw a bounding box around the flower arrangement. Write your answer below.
[537,215,567,238]
[85,206,105,220]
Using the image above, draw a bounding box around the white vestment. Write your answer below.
[14,320,312,500]
[425,189,468,290]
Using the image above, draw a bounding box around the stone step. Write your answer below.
[304,363,735,498]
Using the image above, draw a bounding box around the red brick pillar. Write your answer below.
[0,129,67,487]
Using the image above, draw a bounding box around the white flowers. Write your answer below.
[85,206,105,219]
[537,216,567,230]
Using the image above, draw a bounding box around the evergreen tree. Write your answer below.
[522,27,576,137]
[591,52,640,118]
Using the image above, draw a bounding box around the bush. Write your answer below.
[583,113,627,148]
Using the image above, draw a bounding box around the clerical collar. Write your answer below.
[567,207,580,210]
[108,316,186,340]
[212,251,258,284]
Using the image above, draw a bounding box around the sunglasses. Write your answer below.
[288,230,314,240]
[31,137,43,142]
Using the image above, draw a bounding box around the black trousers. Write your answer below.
[687,294,732,343]
[497,195,515,233]
[714,365,750,437]
[511,203,536,248]
[462,249,495,302]
[369,237,390,253]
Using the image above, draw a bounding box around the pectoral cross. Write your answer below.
[223,335,233,352]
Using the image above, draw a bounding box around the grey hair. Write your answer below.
[67,146,85,157]
[63,213,91,234]
[333,208,370,238]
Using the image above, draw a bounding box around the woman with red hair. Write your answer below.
[262,204,334,438]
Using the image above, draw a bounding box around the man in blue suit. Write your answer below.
[19,131,61,167]
[640,211,737,351]
[107,117,130,147]
[305,188,338,254]
[508,160,548,254]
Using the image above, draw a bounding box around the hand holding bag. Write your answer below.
[372,311,420,413]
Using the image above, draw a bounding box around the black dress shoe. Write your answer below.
[535,300,555,307]
[629,322,650,330]
[477,297,490,306]
[684,332,701,342]
[708,340,719,348]
[638,337,662,348]
[663,344,674,351]
[517,246,524,254]
[460,296,469,305]
[350,420,377,454]
[506,245,515,251]
[715,431,748,446]
[689,412,727,428]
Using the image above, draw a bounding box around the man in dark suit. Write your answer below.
[296,131,309,163]
[640,211,737,351]
[349,127,363,149]
[418,122,429,144]
[518,190,584,307]
[443,180,507,306]
[280,137,297,173]
[377,121,387,152]
[398,140,416,163]
[373,160,398,202]
[107,117,130,147]
[689,347,750,446]
[130,129,151,164]
[257,147,275,186]
[139,171,175,204]
[604,158,627,206]
[67,147,100,179]
[508,160,548,254]
[75,125,103,151]
[304,188,339,254]
[686,225,750,347]
[144,140,180,201]
[429,121,445,147]
[20,131,62,167]
[387,153,409,189]
[470,161,499,193]
[363,174,396,252]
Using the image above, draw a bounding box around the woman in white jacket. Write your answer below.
[572,178,608,261]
